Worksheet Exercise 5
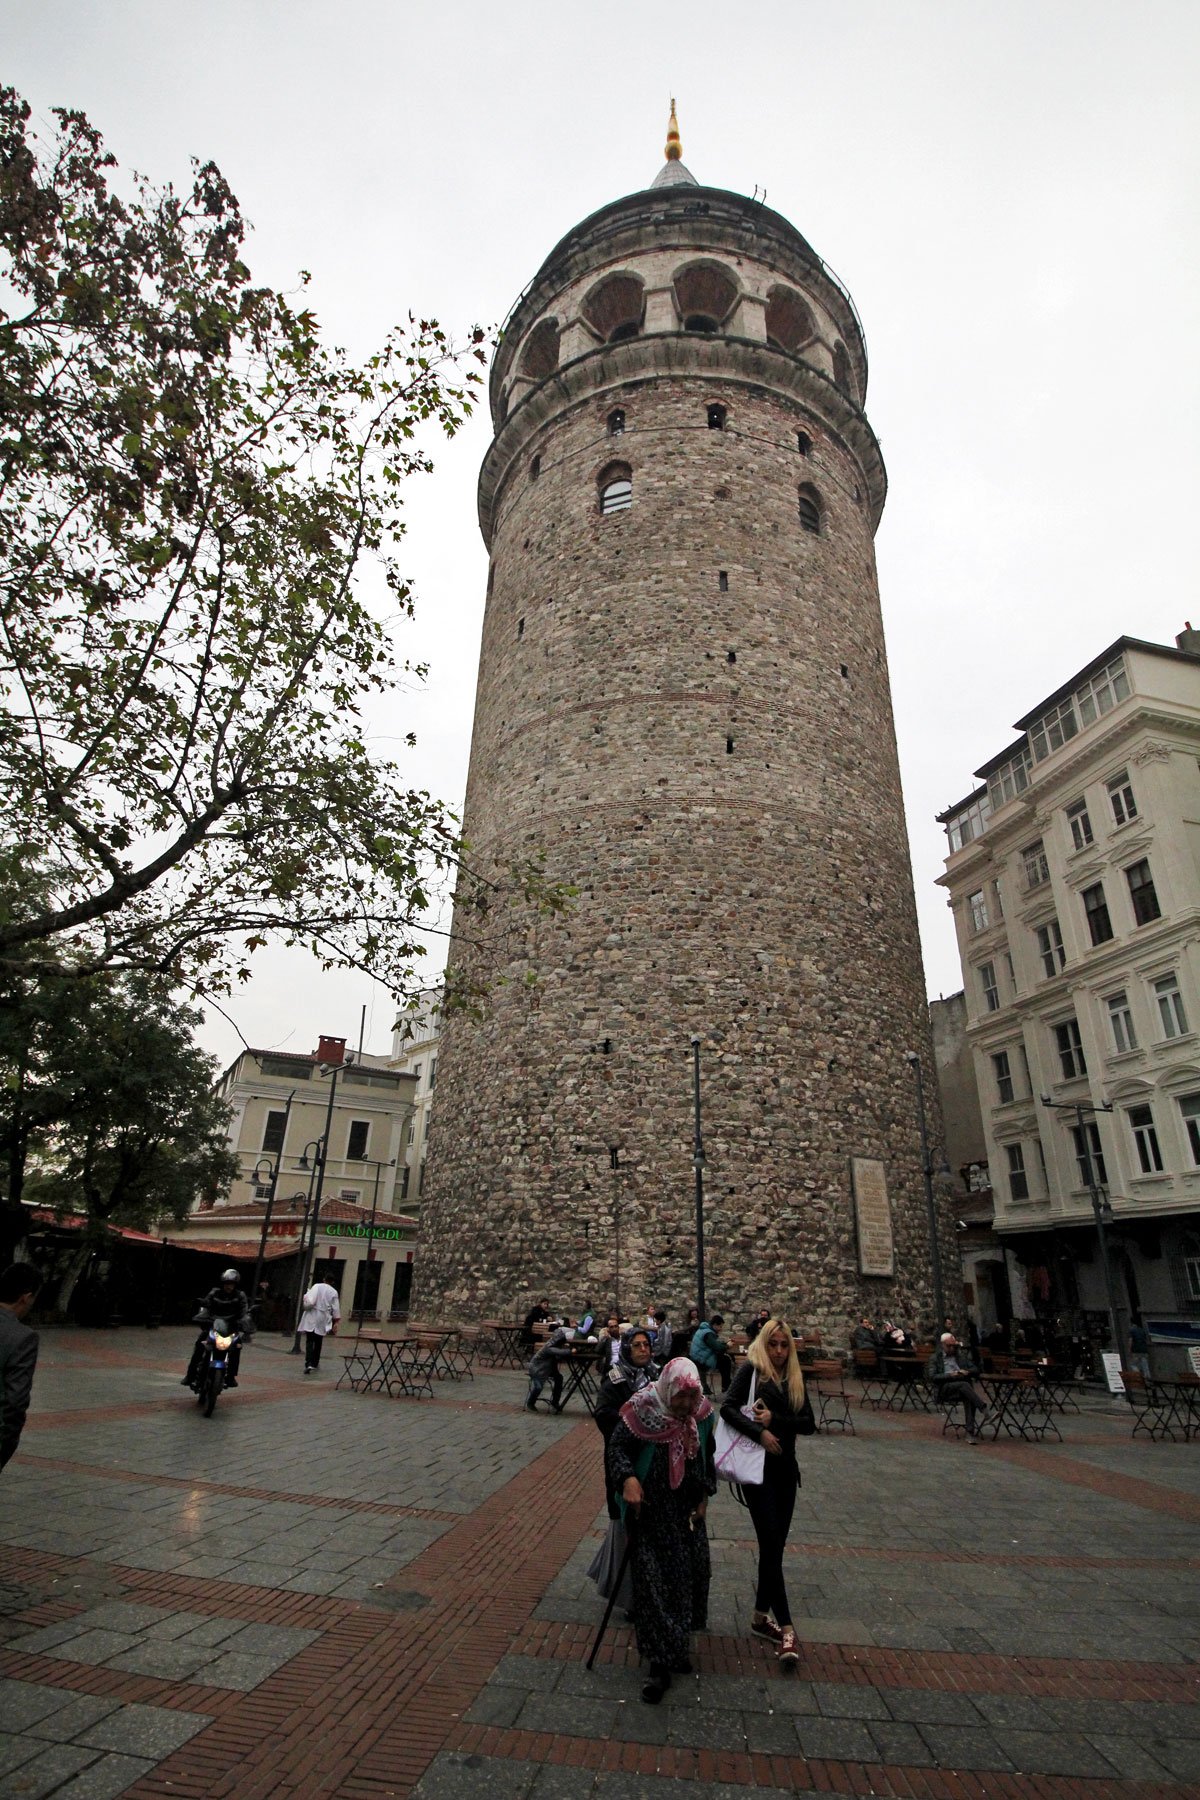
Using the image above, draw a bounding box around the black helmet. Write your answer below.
[220,1268,239,1285]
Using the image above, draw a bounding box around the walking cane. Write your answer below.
[585,1513,636,1670]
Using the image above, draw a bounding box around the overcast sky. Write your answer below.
[9,1,1199,1068]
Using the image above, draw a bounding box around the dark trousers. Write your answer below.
[527,1366,563,1408]
[940,1378,985,1432]
[744,1457,798,1626]
[305,1331,327,1370]
[699,1354,733,1397]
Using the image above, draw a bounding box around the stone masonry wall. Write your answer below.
[416,284,949,1338]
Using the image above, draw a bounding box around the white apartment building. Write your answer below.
[937,632,1200,1369]
[390,990,441,1209]
[167,1034,419,1322]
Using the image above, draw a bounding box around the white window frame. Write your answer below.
[1030,695,1079,762]
[1005,1142,1029,1201]
[1036,919,1066,979]
[992,1050,1014,1106]
[1082,882,1114,947]
[1053,1017,1087,1081]
[1128,1104,1164,1175]
[1070,1120,1108,1188]
[968,889,989,933]
[1105,991,1137,1055]
[1177,1093,1200,1167]
[1107,771,1137,827]
[1066,799,1094,852]
[1153,973,1188,1039]
[1023,841,1050,890]
[980,961,999,1012]
[1075,655,1130,726]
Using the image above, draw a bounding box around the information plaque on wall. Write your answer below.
[851,1156,895,1277]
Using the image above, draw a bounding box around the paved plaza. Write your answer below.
[0,1330,1196,1799]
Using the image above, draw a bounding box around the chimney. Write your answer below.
[316,1035,347,1066]
[1176,622,1200,657]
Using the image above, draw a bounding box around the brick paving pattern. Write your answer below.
[0,1330,1196,1797]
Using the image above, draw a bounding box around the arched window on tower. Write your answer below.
[832,341,854,400]
[707,403,727,430]
[598,461,633,516]
[798,484,823,535]
[765,285,817,354]
[518,319,560,383]
[796,431,813,457]
[581,273,646,344]
[672,261,739,336]
[607,408,625,436]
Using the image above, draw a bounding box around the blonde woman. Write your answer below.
[719,1317,815,1666]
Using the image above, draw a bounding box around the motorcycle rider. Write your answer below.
[181,1268,253,1391]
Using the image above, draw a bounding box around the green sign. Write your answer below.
[323,1223,407,1242]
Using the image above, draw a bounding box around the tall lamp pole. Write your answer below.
[351,1156,396,1340]
[290,1056,348,1348]
[1040,1095,1122,1365]
[906,1051,946,1331]
[288,1154,322,1353]
[250,1089,295,1305]
[690,1035,707,1321]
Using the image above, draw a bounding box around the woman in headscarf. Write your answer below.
[594,1328,659,1492]
[606,1357,715,1703]
[720,1316,815,1668]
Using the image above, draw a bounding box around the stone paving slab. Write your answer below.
[0,1329,1197,1798]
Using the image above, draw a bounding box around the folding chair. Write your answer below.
[1121,1369,1178,1442]
[809,1360,854,1433]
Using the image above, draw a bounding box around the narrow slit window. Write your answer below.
[797,485,822,535]
[797,431,812,456]
[727,650,736,664]
[718,570,728,591]
[530,455,540,481]
[517,618,525,638]
[726,736,734,754]
[707,403,727,430]
[840,663,849,679]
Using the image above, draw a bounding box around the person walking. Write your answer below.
[607,1358,715,1703]
[0,1265,42,1472]
[299,1274,340,1374]
[586,1327,660,1611]
[720,1316,815,1667]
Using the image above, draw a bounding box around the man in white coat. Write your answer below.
[299,1274,341,1374]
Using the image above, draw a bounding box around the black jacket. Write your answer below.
[721,1360,815,1463]
[195,1285,252,1333]
[0,1310,39,1469]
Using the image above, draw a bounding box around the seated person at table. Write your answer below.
[880,1319,912,1352]
[524,1319,574,1412]
[850,1316,880,1353]
[650,1307,673,1362]
[927,1330,989,1442]
[519,1298,553,1350]
[744,1307,771,1341]
[595,1313,623,1371]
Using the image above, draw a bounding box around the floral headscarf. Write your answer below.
[619,1356,713,1488]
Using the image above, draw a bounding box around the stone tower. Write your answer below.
[417,111,948,1332]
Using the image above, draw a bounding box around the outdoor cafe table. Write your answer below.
[1033,1361,1082,1413]
[340,1334,434,1399]
[980,1371,1062,1441]
[556,1343,602,1415]
[481,1320,527,1369]
[1157,1375,1200,1441]
[881,1354,929,1411]
[405,1324,468,1381]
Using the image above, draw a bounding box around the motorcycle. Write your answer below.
[194,1317,243,1417]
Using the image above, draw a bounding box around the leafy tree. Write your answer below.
[1,972,238,1256]
[0,90,553,1002]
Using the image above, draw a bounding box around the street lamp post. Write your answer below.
[289,1146,323,1353]
[1040,1094,1123,1366]
[250,1090,295,1305]
[690,1035,707,1321]
[351,1156,396,1340]
[289,1055,349,1349]
[906,1051,946,1331]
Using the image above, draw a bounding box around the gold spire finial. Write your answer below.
[665,98,682,162]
